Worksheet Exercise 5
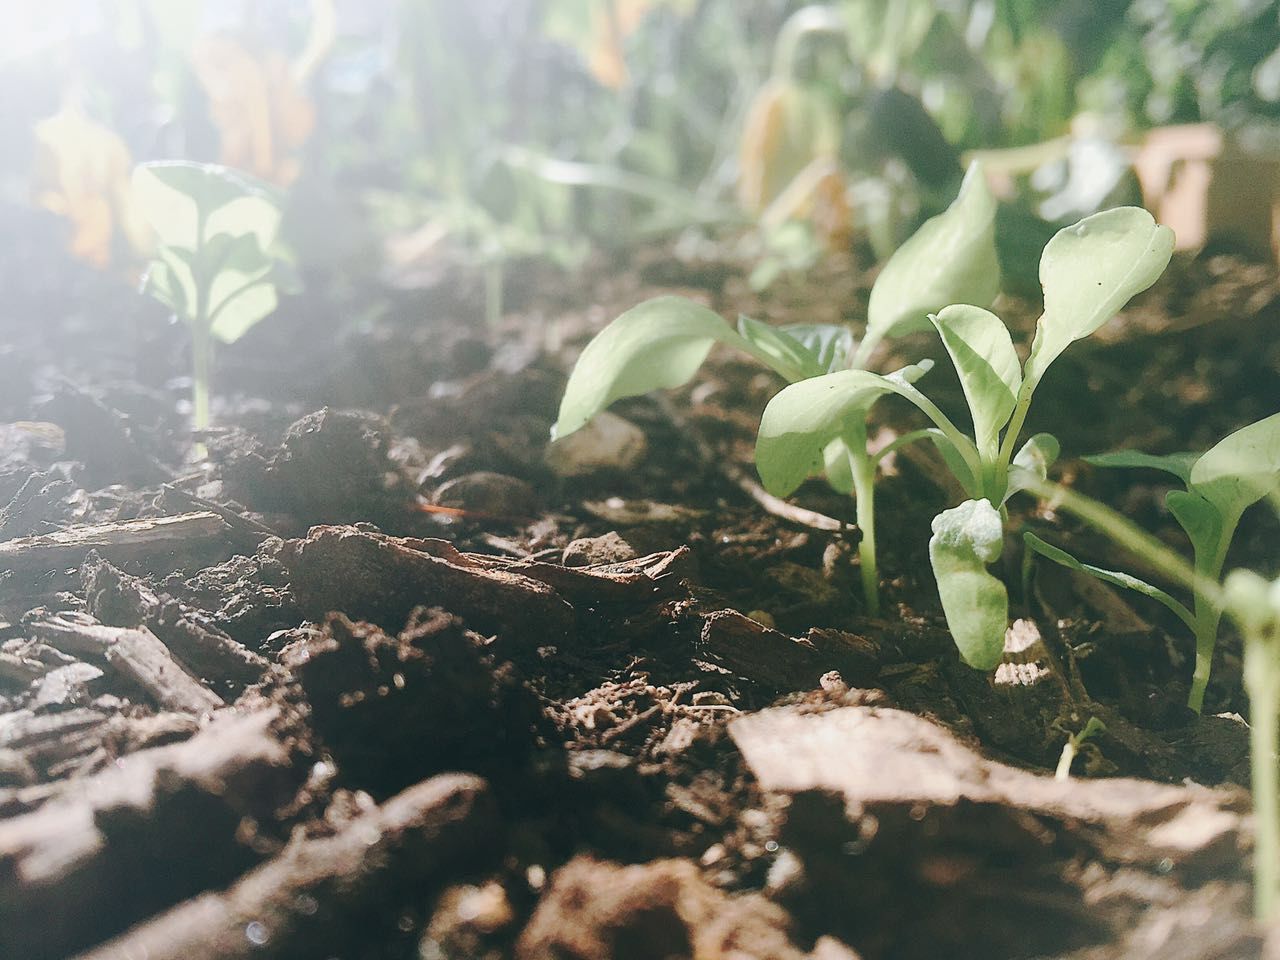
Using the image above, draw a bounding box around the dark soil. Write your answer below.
[0,236,1277,959]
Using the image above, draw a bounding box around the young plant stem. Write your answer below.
[1245,634,1280,920]
[191,328,211,435]
[846,425,880,617]
[993,376,1037,499]
[1188,539,1232,713]
[849,330,880,371]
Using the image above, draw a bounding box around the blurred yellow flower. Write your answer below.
[33,102,151,269]
[190,33,316,187]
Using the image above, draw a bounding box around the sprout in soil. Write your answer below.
[1024,412,1280,711]
[132,161,296,448]
[553,162,999,616]
[756,205,1174,669]
[1014,464,1280,919]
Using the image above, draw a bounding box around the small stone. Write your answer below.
[546,411,647,477]
[563,531,638,567]
[432,472,538,517]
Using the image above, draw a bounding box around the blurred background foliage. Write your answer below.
[8,0,1280,311]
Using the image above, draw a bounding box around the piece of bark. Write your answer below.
[729,705,1252,960]
[31,613,223,714]
[695,612,881,697]
[81,554,267,688]
[0,512,230,575]
[271,524,575,639]
[0,708,303,960]
[406,536,693,603]
[72,773,499,960]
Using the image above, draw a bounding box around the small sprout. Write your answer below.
[132,161,295,444]
[1055,717,1106,781]
[555,164,999,616]
[1050,412,1280,711]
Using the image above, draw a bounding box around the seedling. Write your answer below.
[1055,716,1105,781]
[553,164,999,615]
[1013,469,1279,918]
[755,206,1173,667]
[132,161,293,443]
[1025,412,1280,711]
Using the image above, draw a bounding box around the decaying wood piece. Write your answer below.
[0,512,230,575]
[728,705,1254,959]
[0,708,303,960]
[72,773,499,960]
[696,611,880,696]
[81,554,268,688]
[31,613,224,714]
[270,524,576,639]
[405,536,693,602]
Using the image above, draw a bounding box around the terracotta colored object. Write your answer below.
[1133,123,1280,259]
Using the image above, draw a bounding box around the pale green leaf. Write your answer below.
[554,296,737,438]
[1084,449,1198,484]
[210,282,278,344]
[822,437,856,495]
[929,304,1021,453]
[1026,207,1174,384]
[1005,432,1060,502]
[132,161,281,251]
[1023,531,1195,631]
[864,162,1000,344]
[755,363,931,497]
[1166,490,1224,562]
[779,323,853,374]
[929,499,1008,670]
[1189,412,1280,527]
[737,314,823,382]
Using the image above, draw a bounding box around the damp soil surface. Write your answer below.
[1,238,1278,960]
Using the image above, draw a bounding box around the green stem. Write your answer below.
[849,330,881,370]
[1245,634,1280,920]
[994,376,1037,499]
[847,426,880,617]
[191,329,211,434]
[1188,537,1232,713]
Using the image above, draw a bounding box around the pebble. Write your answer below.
[431,472,539,517]
[546,411,647,477]
[563,531,639,566]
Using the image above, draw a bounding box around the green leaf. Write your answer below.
[925,428,979,496]
[864,162,1000,345]
[1166,490,1224,562]
[1188,412,1280,528]
[779,323,853,374]
[929,499,1008,670]
[737,314,823,381]
[755,362,931,497]
[554,296,738,438]
[1084,449,1198,484]
[1023,531,1195,632]
[133,161,281,252]
[1006,432,1060,501]
[929,304,1021,453]
[1025,207,1174,384]
[822,437,856,495]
